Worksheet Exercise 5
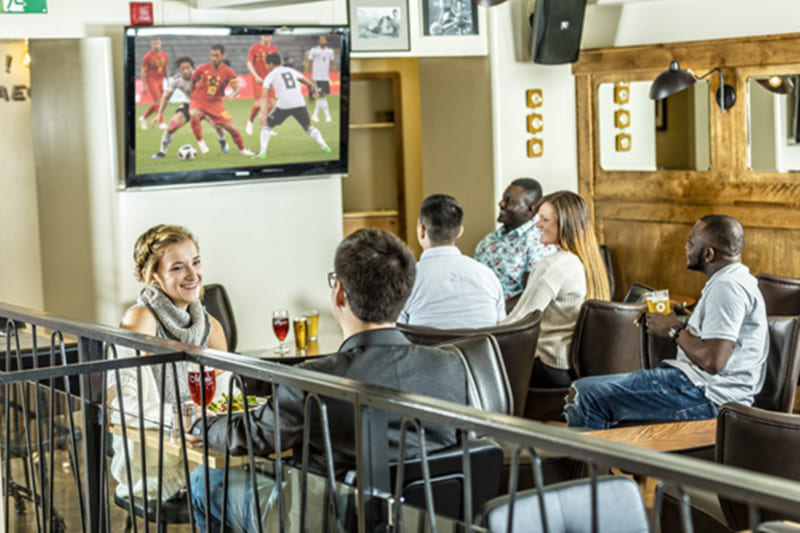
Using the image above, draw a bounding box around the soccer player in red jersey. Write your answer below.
[140,38,168,130]
[189,44,254,156]
[245,34,279,135]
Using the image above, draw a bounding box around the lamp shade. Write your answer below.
[649,60,696,100]
[757,76,795,95]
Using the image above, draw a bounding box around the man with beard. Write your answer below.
[565,215,768,429]
[474,178,556,312]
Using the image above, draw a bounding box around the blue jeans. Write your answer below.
[190,465,283,532]
[564,364,718,429]
[190,463,331,532]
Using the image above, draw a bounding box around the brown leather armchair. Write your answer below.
[397,311,542,417]
[525,300,646,421]
[753,315,800,412]
[757,273,800,316]
[660,403,800,533]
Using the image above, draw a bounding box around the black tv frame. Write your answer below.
[123,24,350,188]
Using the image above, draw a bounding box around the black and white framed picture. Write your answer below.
[421,0,478,37]
[350,0,410,52]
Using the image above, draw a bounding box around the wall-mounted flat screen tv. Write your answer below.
[123,25,349,188]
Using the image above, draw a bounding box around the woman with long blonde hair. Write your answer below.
[507,190,610,387]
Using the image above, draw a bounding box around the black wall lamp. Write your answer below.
[649,60,736,113]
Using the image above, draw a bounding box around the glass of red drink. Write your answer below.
[187,363,216,408]
[272,308,290,354]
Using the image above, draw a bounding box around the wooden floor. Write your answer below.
[6,447,193,532]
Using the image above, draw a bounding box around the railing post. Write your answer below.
[78,337,104,533]
[355,406,391,532]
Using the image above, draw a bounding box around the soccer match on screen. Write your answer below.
[131,30,343,177]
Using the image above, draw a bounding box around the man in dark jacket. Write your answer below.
[190,228,470,531]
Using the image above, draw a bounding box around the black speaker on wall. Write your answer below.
[529,0,588,64]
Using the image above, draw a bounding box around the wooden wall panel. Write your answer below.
[576,33,800,298]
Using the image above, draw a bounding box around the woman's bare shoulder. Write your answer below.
[208,315,228,352]
[120,306,157,336]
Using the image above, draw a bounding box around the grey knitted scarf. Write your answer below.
[137,284,211,403]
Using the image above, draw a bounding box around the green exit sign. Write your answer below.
[1,0,47,14]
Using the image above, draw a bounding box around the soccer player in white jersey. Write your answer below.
[305,35,335,122]
[151,56,228,159]
[254,53,331,159]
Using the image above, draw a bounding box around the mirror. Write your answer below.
[598,81,711,171]
[747,75,800,172]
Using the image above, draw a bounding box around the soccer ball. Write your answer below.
[177,144,197,161]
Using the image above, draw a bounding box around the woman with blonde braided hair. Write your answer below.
[109,224,227,503]
[506,191,610,388]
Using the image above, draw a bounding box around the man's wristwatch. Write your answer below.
[667,325,683,344]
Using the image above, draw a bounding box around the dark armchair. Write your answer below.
[661,403,800,533]
[757,273,800,316]
[525,300,646,421]
[397,311,542,417]
[201,283,238,352]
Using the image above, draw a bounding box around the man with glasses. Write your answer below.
[190,228,470,531]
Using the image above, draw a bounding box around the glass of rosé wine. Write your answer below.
[272,308,290,354]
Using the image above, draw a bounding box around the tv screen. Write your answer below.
[123,25,350,188]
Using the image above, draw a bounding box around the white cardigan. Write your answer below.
[506,251,586,370]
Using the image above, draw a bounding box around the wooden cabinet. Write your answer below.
[343,72,406,240]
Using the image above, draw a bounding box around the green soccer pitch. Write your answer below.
[133,96,341,176]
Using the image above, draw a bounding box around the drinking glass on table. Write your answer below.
[187,363,216,408]
[272,308,291,354]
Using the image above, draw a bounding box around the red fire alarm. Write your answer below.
[130,2,154,26]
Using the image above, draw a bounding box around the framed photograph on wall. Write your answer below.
[422,0,478,36]
[350,0,410,52]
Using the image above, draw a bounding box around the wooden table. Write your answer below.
[584,419,717,453]
[107,421,256,469]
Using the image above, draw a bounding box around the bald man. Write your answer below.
[565,215,768,429]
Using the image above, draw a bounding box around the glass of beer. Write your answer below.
[304,310,319,341]
[293,317,308,352]
[645,289,671,315]
[187,363,216,408]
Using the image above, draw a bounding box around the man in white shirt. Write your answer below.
[253,53,331,158]
[399,194,506,329]
[305,35,335,122]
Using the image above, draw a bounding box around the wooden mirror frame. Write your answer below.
[573,33,800,300]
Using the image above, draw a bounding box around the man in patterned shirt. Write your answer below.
[474,178,556,312]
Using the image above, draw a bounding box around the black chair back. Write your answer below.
[757,273,800,316]
[201,283,237,352]
[437,334,513,415]
[753,315,800,412]
[397,311,541,417]
[716,403,800,530]
[622,282,655,304]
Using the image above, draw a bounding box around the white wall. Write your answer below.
[487,1,579,206]
[0,39,44,311]
[5,1,346,352]
[597,81,656,171]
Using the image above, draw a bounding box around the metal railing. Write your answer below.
[2,301,800,533]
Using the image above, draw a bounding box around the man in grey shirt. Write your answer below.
[399,194,505,328]
[565,214,768,429]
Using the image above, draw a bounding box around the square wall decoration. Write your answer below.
[350,0,410,52]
